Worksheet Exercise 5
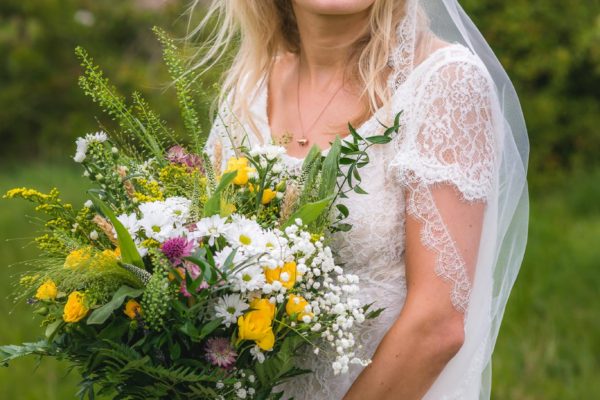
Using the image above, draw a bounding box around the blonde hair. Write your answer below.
[186,0,407,139]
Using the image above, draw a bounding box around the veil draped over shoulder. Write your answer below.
[390,1,529,398]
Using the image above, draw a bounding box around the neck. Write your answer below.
[291,4,371,87]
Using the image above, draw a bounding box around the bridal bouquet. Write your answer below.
[1,28,398,400]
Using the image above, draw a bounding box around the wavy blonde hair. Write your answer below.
[186,0,407,139]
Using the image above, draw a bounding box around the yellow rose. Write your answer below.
[123,299,142,319]
[63,291,89,323]
[63,248,92,269]
[35,279,58,301]
[237,310,275,350]
[250,298,276,320]
[263,261,297,290]
[261,188,277,205]
[224,157,254,185]
[286,294,313,321]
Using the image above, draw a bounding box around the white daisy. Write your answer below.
[224,215,264,248]
[213,246,244,270]
[195,215,228,246]
[116,212,140,238]
[214,294,249,327]
[164,196,191,222]
[138,201,178,242]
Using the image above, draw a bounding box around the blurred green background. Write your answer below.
[1,0,599,399]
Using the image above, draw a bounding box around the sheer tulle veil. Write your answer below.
[397,1,529,398]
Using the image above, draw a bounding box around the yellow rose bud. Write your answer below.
[261,188,277,205]
[280,261,297,290]
[35,279,58,301]
[123,299,142,319]
[224,157,253,186]
[263,266,281,284]
[263,262,296,290]
[250,298,276,320]
[237,310,275,350]
[255,329,275,351]
[286,294,312,321]
[63,291,89,323]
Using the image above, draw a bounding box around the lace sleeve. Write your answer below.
[390,57,498,313]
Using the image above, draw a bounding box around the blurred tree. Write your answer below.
[463,0,600,177]
[0,0,598,179]
[0,0,188,161]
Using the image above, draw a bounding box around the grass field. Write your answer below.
[0,163,598,399]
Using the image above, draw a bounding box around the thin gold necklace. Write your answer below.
[295,56,346,147]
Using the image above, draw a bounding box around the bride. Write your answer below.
[191,0,529,399]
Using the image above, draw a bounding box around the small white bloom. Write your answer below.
[89,230,99,240]
[250,345,265,363]
[84,200,93,208]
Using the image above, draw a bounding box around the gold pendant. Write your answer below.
[297,138,309,146]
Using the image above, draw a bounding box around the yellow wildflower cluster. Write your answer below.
[63,291,89,323]
[133,178,164,203]
[237,298,276,351]
[159,164,189,185]
[64,247,93,269]
[63,247,120,270]
[4,187,52,202]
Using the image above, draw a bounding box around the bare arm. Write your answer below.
[343,184,485,399]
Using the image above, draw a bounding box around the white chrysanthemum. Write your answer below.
[73,138,88,163]
[232,264,266,293]
[195,215,228,246]
[215,294,249,327]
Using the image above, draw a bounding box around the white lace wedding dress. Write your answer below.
[206,41,500,399]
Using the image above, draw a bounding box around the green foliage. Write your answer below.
[76,46,169,162]
[154,27,207,153]
[88,192,144,268]
[0,0,188,161]
[87,286,144,325]
[140,250,178,332]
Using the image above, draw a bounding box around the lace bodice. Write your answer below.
[205,42,498,400]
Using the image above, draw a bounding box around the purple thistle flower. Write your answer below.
[160,236,195,265]
[166,145,203,172]
[204,337,237,369]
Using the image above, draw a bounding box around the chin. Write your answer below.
[292,0,376,15]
